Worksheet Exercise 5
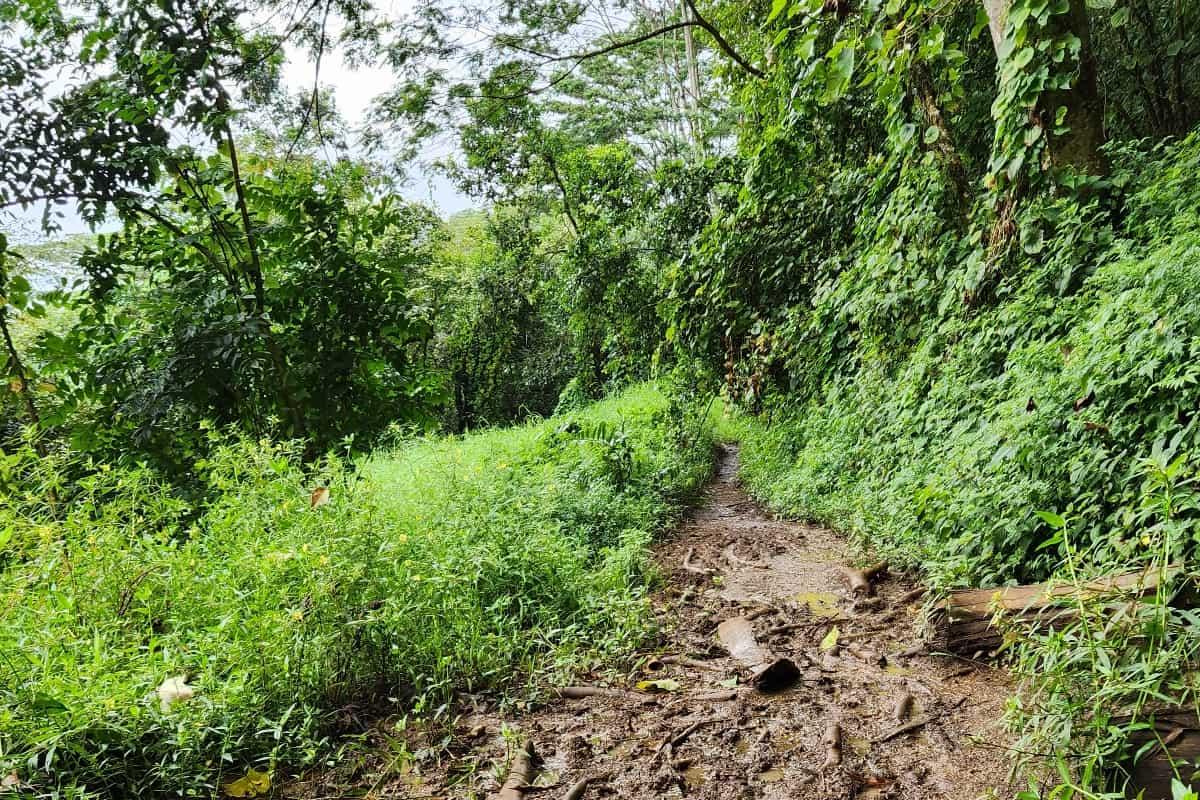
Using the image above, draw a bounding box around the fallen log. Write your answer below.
[1119,711,1200,800]
[716,616,801,692]
[497,740,535,800]
[928,566,1179,655]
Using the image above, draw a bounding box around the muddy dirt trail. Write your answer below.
[305,446,1019,799]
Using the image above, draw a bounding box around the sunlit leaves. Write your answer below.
[222,768,271,797]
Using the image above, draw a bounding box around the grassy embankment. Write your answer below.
[0,383,714,796]
[729,134,1200,793]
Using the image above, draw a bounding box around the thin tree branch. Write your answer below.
[541,15,765,79]
[682,0,766,79]
[544,152,581,236]
[0,304,46,456]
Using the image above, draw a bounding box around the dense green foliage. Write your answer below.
[0,384,712,796]
[732,134,1200,795]
[3,0,1200,795]
[734,133,1200,584]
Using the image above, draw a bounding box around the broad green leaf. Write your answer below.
[31,694,68,713]
[1035,510,1065,529]
[223,769,271,798]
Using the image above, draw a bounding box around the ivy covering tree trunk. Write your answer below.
[984,0,1108,176]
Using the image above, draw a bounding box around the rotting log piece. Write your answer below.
[716,616,801,692]
[1119,711,1200,800]
[928,566,1181,656]
[842,562,888,596]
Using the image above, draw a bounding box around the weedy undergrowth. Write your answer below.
[0,382,714,797]
[729,132,1200,796]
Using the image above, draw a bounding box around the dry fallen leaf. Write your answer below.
[222,768,271,798]
[157,675,195,713]
[635,678,682,693]
[310,486,330,508]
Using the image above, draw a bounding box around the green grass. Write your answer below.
[0,383,714,797]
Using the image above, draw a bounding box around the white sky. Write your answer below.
[2,10,472,244]
[279,43,473,215]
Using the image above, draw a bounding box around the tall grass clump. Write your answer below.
[0,383,714,797]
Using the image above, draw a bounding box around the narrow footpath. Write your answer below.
[310,446,1019,799]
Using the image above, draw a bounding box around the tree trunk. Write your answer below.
[982,0,1008,51]
[0,305,47,457]
[1042,0,1107,175]
[982,0,1108,176]
[680,0,705,156]
[911,64,971,217]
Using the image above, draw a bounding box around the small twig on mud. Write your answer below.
[941,665,974,680]
[662,689,740,712]
[873,716,930,743]
[683,547,716,575]
[560,774,605,800]
[656,717,720,757]
[743,604,775,620]
[660,655,727,672]
[852,596,884,613]
[962,735,1057,759]
[558,686,654,704]
[724,547,770,569]
[767,618,847,636]
[895,586,927,605]
[558,686,626,698]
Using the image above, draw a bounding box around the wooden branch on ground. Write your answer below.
[1115,710,1200,800]
[716,616,800,691]
[497,740,535,800]
[682,547,715,576]
[842,562,887,596]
